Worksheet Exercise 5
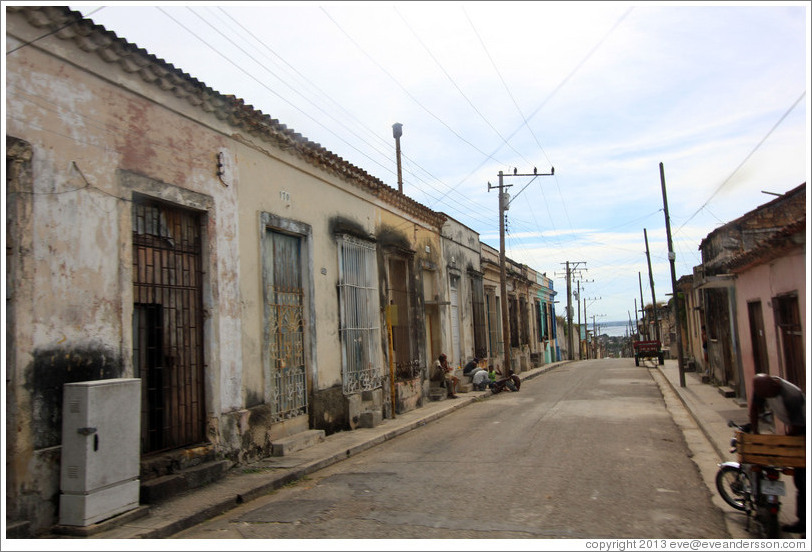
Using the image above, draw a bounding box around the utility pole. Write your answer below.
[392,123,403,193]
[660,162,686,387]
[638,272,647,339]
[582,295,600,359]
[558,260,585,361]
[593,315,598,359]
[489,166,553,374]
[575,280,583,360]
[575,279,593,360]
[582,291,587,359]
[566,261,573,361]
[643,228,660,342]
[576,279,581,359]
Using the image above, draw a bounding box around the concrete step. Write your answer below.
[718,386,736,398]
[358,410,382,428]
[140,459,231,504]
[428,387,447,401]
[271,429,325,457]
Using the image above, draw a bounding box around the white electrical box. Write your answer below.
[59,378,141,526]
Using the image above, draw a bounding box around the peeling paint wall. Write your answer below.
[440,218,482,368]
[6,10,241,533]
[7,7,452,534]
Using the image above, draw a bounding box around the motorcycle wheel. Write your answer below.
[715,465,748,511]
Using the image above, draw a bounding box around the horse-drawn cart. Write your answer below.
[633,339,664,366]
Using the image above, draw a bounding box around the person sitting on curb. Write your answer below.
[749,373,805,535]
[490,367,521,394]
[462,357,481,377]
[435,353,459,399]
[471,364,491,391]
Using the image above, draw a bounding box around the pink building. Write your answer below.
[729,219,806,403]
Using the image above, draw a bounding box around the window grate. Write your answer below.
[338,235,382,394]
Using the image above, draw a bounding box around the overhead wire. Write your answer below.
[458,5,637,264]
[163,7,490,227]
[215,6,490,218]
[450,7,635,194]
[6,6,105,55]
[394,7,531,167]
[320,6,510,168]
[676,91,806,234]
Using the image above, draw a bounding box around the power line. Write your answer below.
[165,7,493,222]
[395,7,527,164]
[6,6,105,55]
[213,6,497,218]
[320,6,509,168]
[677,91,806,233]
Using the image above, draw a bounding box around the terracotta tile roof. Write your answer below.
[698,183,806,251]
[8,6,446,228]
[727,218,806,273]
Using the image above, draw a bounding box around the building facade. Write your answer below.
[688,183,806,399]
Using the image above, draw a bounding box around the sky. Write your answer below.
[62,1,810,329]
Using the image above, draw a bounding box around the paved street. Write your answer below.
[173,359,729,539]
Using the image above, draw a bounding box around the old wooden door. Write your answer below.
[132,198,205,454]
[747,300,769,376]
[774,293,805,390]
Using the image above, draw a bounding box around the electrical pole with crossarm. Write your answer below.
[488,166,553,375]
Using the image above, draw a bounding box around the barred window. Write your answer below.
[470,274,487,358]
[338,235,382,394]
[509,296,519,348]
[519,296,529,345]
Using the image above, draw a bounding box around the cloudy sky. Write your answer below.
[69,1,810,330]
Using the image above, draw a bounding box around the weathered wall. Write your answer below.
[375,209,443,412]
[6,8,241,532]
[440,218,481,368]
[734,249,806,399]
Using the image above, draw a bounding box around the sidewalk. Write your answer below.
[53,361,566,539]
[655,359,749,463]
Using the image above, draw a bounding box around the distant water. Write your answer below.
[599,322,633,338]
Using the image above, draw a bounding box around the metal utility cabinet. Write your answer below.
[59,378,141,526]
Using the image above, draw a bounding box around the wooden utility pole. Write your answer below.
[576,280,582,360]
[659,162,686,387]
[638,272,647,339]
[643,228,660,342]
[565,261,573,360]
[489,167,553,374]
[558,260,585,361]
[491,171,513,376]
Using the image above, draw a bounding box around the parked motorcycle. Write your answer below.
[715,420,795,538]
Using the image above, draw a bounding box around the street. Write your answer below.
[173,359,730,539]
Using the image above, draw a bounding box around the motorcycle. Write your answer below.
[715,419,795,538]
